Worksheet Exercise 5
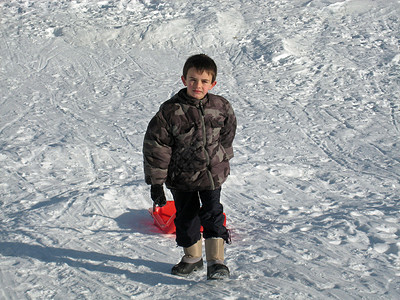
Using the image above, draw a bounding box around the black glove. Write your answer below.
[151,184,167,207]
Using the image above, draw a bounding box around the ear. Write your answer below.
[181,75,187,86]
[210,81,217,89]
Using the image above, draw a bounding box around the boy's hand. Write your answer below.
[151,184,167,207]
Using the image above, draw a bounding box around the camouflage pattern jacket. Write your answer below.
[143,88,236,191]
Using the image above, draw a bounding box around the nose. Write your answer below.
[194,80,202,89]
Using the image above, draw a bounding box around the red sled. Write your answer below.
[148,200,226,234]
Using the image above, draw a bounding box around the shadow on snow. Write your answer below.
[0,241,189,286]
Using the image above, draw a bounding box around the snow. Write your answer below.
[0,0,399,299]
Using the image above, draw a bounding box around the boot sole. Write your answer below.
[207,264,230,280]
[171,261,204,277]
[207,270,230,280]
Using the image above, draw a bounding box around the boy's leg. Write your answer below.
[198,188,229,242]
[183,238,202,263]
[205,238,224,265]
[171,190,202,247]
[199,188,230,279]
[171,238,203,276]
[170,190,203,276]
[205,238,230,280]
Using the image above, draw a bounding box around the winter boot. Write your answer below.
[205,238,230,280]
[171,239,203,276]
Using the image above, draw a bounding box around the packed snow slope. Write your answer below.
[1,0,400,299]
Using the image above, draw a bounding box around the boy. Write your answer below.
[143,54,236,280]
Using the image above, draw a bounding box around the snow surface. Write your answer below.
[1,0,400,299]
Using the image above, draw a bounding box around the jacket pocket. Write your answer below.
[207,117,224,143]
[208,117,224,128]
[174,122,196,142]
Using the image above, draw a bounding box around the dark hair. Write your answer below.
[182,54,217,82]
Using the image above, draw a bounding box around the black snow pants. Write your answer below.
[171,188,230,248]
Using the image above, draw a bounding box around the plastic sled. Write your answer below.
[148,200,226,234]
[148,201,176,234]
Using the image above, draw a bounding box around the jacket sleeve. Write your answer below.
[220,101,237,160]
[143,109,172,185]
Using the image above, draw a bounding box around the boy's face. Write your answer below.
[181,67,217,100]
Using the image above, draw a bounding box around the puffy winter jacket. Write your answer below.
[143,88,236,191]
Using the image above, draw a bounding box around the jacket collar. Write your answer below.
[178,88,209,107]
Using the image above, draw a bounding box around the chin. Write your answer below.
[189,94,202,99]
[194,94,205,99]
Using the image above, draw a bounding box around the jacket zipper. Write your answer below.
[199,101,215,190]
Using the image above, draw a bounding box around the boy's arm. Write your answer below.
[220,102,237,160]
[143,111,172,185]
